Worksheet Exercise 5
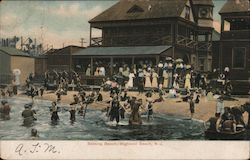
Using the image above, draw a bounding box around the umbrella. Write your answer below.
[13,69,21,76]
[175,58,183,63]
[75,65,80,69]
[165,57,172,61]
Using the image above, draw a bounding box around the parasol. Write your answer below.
[175,58,183,63]
[165,57,172,61]
[13,69,21,76]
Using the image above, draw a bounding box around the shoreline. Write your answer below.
[13,90,249,123]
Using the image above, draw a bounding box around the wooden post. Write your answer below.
[89,26,92,46]
[110,57,114,75]
[221,17,224,33]
[90,57,93,75]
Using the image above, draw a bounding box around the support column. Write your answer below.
[90,57,93,75]
[221,17,224,33]
[132,56,135,66]
[89,26,92,46]
[110,57,114,75]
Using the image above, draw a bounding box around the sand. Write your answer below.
[34,90,249,123]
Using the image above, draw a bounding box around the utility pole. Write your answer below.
[80,38,86,47]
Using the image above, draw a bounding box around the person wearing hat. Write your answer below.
[127,71,135,89]
[129,98,143,125]
[151,69,158,88]
[184,72,191,90]
[144,68,152,88]
[22,103,35,126]
[0,100,11,120]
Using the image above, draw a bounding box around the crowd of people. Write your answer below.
[1,56,249,140]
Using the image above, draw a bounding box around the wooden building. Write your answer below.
[86,0,214,73]
[215,0,250,80]
[34,54,48,76]
[46,45,84,71]
[0,47,35,85]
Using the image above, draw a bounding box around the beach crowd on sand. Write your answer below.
[0,57,249,139]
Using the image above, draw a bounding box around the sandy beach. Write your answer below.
[34,90,249,123]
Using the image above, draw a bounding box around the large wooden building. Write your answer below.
[80,0,214,74]
[213,0,250,80]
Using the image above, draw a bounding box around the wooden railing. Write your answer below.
[197,42,212,51]
[176,35,197,49]
[91,37,103,46]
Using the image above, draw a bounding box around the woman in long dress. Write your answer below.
[151,70,158,88]
[184,73,191,90]
[144,70,152,88]
[162,69,169,88]
[127,72,135,88]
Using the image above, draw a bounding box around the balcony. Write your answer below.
[221,30,250,40]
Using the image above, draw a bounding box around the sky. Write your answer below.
[0,0,227,49]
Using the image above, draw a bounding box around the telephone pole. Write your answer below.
[80,38,86,47]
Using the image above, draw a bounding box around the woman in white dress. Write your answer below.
[144,69,152,88]
[162,69,169,88]
[184,73,191,90]
[127,72,135,88]
[151,69,158,88]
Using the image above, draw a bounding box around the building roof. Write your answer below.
[0,47,31,57]
[45,45,84,55]
[192,0,214,6]
[219,0,250,14]
[89,0,188,22]
[73,46,171,56]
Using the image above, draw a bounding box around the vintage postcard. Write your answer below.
[0,0,249,159]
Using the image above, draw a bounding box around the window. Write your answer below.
[127,5,144,13]
[185,6,190,20]
[232,47,246,69]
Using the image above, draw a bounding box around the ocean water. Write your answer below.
[0,97,209,140]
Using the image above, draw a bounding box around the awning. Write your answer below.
[73,46,172,56]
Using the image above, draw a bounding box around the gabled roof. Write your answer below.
[0,47,31,57]
[219,0,250,14]
[89,0,188,23]
[73,46,172,56]
[192,0,214,6]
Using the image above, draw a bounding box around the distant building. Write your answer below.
[46,45,84,71]
[215,0,250,80]
[0,47,35,84]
